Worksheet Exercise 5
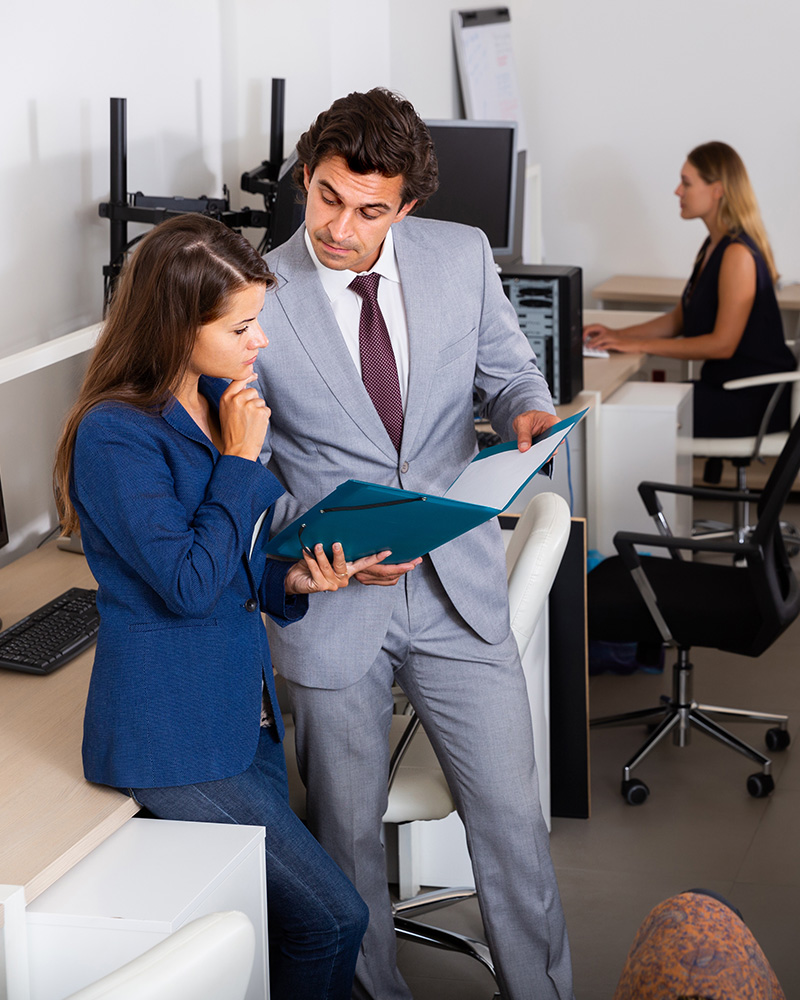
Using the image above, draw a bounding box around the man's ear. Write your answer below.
[303,163,312,193]
[394,199,418,224]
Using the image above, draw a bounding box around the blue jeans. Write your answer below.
[129,727,368,1000]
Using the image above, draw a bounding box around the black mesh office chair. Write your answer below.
[588,414,800,805]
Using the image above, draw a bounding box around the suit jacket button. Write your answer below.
[245,598,258,612]
[400,461,409,473]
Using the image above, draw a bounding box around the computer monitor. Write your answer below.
[415,120,519,258]
[269,149,306,250]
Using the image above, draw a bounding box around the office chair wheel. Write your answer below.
[746,772,775,798]
[621,778,650,805]
[765,727,791,752]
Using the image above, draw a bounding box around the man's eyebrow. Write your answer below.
[318,178,393,212]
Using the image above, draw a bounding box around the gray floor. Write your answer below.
[396,498,800,998]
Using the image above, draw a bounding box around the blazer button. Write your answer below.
[245,598,258,612]
[400,461,409,474]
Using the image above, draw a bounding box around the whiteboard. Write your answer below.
[452,7,527,151]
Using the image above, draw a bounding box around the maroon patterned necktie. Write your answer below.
[349,272,404,451]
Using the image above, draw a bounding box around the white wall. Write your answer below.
[1,0,397,565]
[2,0,229,563]
[2,0,799,564]
[510,0,800,294]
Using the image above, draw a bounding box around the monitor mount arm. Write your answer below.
[98,97,270,303]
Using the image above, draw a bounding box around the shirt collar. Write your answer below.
[303,226,400,304]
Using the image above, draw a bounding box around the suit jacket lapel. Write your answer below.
[161,376,226,453]
[393,221,441,459]
[271,229,399,460]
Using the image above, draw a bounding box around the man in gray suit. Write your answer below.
[256,89,573,1000]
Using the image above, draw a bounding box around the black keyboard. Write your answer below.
[0,587,100,675]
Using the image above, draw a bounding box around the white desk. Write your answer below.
[592,274,800,340]
[26,819,268,1000]
[592,273,800,313]
[507,309,679,555]
[0,545,268,1000]
[0,545,136,905]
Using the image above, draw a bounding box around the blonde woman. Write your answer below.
[584,142,794,436]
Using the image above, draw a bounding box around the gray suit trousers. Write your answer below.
[286,559,573,1000]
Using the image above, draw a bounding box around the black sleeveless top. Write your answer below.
[682,232,794,386]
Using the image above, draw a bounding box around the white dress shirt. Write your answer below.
[303,227,410,406]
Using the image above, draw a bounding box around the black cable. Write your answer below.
[103,232,148,316]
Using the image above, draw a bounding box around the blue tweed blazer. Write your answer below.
[71,376,305,789]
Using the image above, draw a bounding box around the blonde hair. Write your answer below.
[688,141,778,283]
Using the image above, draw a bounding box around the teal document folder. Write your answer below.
[266,409,587,563]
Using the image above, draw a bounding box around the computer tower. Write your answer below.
[499,264,583,405]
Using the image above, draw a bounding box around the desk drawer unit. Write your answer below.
[25,818,268,1000]
[595,381,693,557]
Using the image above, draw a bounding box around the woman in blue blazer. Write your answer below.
[54,215,381,1000]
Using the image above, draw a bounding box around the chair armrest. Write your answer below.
[637,479,756,517]
[723,373,797,457]
[722,371,800,390]
[613,529,761,568]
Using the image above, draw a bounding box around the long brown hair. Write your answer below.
[54,214,274,534]
[293,88,439,210]
[687,141,778,283]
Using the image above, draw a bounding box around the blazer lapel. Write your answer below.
[161,377,227,453]
[272,230,399,460]
[393,221,442,459]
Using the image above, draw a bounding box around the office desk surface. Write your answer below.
[0,543,137,906]
[593,273,800,311]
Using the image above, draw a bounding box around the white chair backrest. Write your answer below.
[64,910,255,1000]
[784,341,800,426]
[506,492,571,659]
[791,375,800,427]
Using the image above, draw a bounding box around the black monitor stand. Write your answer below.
[98,97,270,307]
[241,78,306,253]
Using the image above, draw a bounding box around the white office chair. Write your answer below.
[63,910,255,1000]
[682,368,800,548]
[386,491,571,982]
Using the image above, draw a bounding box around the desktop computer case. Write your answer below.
[500,264,583,405]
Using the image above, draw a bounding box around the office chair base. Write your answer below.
[393,890,497,984]
[591,650,790,804]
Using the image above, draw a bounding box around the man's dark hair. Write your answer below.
[293,88,439,210]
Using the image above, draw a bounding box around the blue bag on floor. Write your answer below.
[586,550,665,675]
[588,639,664,676]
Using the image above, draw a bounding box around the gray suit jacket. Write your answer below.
[256,216,554,689]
